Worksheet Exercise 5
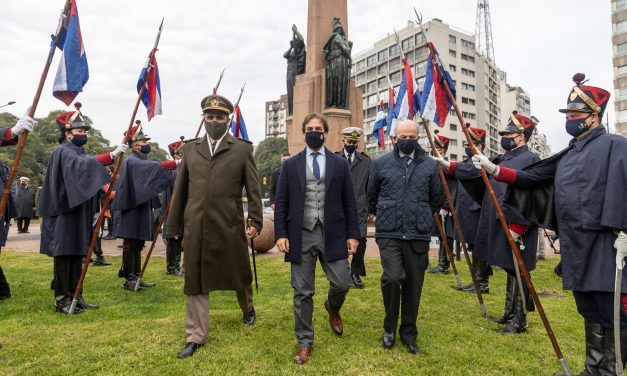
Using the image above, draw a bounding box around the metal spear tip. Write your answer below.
[159,17,164,30]
[7,101,15,105]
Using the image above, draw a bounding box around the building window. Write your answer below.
[390,44,400,57]
[449,35,457,43]
[367,54,376,66]
[450,139,458,147]
[368,94,378,106]
[461,97,476,105]
[618,110,627,122]
[461,68,475,77]
[378,49,388,61]
[367,80,377,92]
[415,45,428,58]
[415,60,426,75]
[618,42,627,55]
[617,20,627,33]
[402,37,414,51]
[389,57,401,69]
[461,39,475,49]
[617,0,627,11]
[462,83,476,92]
[449,49,457,57]
[416,33,426,45]
[462,111,476,120]
[450,123,457,131]
[449,64,456,72]
[620,87,627,101]
[378,63,388,75]
[461,53,475,63]
[390,70,401,83]
[356,59,366,70]
[450,154,458,161]
[367,67,377,79]
[356,72,366,83]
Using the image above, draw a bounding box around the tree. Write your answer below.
[253,137,288,194]
[0,110,168,187]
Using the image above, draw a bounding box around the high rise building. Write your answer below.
[265,95,288,139]
[612,0,627,137]
[350,19,501,159]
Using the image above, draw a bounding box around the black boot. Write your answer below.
[55,295,83,314]
[92,237,111,266]
[77,295,99,310]
[165,240,176,275]
[0,265,11,300]
[575,321,605,376]
[498,284,527,334]
[490,273,515,324]
[598,327,627,375]
[123,250,142,291]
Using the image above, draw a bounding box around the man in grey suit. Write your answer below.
[274,113,360,365]
[335,127,371,288]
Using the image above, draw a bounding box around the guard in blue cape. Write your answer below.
[0,115,35,300]
[39,106,127,314]
[163,139,184,276]
[474,74,627,375]
[111,123,178,291]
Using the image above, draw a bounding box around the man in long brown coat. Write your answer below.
[167,94,263,359]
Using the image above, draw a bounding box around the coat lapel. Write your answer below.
[324,148,335,193]
[212,133,234,158]
[297,149,307,192]
[195,137,211,161]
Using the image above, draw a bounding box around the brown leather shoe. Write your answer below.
[324,300,343,335]
[293,346,311,365]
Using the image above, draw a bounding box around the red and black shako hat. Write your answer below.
[499,111,535,138]
[433,130,450,151]
[56,102,90,132]
[559,73,610,116]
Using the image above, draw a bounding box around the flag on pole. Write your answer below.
[386,86,398,137]
[372,100,387,150]
[231,105,249,141]
[420,42,456,127]
[136,48,162,121]
[393,57,416,121]
[52,0,89,105]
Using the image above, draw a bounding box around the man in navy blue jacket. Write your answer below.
[368,119,443,355]
[274,112,360,365]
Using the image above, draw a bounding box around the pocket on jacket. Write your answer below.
[375,200,396,232]
[415,203,433,234]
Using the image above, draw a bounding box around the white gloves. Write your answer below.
[110,143,128,158]
[616,231,627,269]
[439,208,449,217]
[472,152,498,175]
[431,155,451,170]
[509,230,522,244]
[11,116,36,137]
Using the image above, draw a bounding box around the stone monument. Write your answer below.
[287,0,364,155]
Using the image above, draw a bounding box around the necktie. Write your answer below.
[312,152,321,180]
[210,140,217,153]
[348,154,353,165]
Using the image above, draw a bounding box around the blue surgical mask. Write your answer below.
[140,144,151,154]
[71,134,88,147]
[565,114,592,137]
[500,137,517,151]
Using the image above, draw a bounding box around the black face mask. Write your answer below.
[140,144,151,154]
[500,136,517,151]
[344,144,357,154]
[396,138,418,155]
[565,114,592,137]
[305,131,325,150]
[71,134,88,147]
[465,147,474,159]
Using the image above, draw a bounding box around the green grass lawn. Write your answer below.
[0,250,583,375]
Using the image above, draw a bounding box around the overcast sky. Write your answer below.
[0,1,614,152]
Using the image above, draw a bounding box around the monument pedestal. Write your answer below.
[287,0,363,155]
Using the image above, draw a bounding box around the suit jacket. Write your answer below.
[274,147,360,264]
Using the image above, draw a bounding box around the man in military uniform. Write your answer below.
[163,139,184,276]
[16,177,35,233]
[475,74,627,374]
[111,125,177,291]
[433,128,488,291]
[39,108,127,313]
[168,94,263,359]
[335,126,371,288]
[428,131,453,275]
[0,115,35,300]
[445,111,539,334]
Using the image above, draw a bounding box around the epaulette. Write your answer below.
[183,137,200,144]
[360,151,370,159]
[236,138,253,145]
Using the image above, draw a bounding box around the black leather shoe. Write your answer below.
[406,344,419,355]
[177,342,204,359]
[351,274,364,289]
[55,296,84,314]
[428,265,450,275]
[381,332,396,349]
[92,256,111,266]
[123,279,144,291]
[462,284,489,294]
[457,283,473,291]
[243,308,256,325]
[77,296,99,310]
[139,279,156,288]
[103,234,115,240]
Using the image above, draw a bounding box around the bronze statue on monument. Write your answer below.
[284,25,306,115]
[323,17,352,109]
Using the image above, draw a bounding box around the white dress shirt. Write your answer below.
[306,146,326,178]
[207,132,227,156]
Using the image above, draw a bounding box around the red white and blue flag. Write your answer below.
[52,0,89,105]
[420,42,456,127]
[137,48,162,121]
[386,87,396,137]
[372,100,387,150]
[392,57,421,134]
[231,105,249,141]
